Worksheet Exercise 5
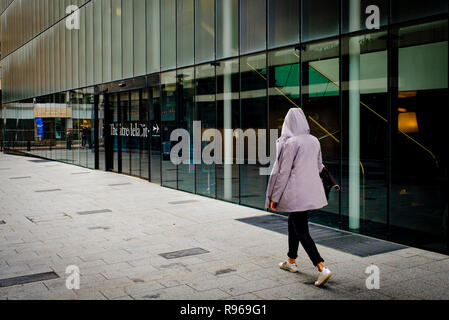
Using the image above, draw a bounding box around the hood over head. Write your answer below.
[281,108,310,138]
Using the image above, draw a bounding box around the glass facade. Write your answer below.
[1,1,448,254]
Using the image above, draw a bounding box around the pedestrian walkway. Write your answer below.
[1,153,448,300]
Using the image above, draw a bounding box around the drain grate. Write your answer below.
[78,209,112,216]
[0,168,11,170]
[236,215,407,257]
[109,183,132,187]
[168,200,200,205]
[159,248,209,260]
[34,189,62,193]
[0,271,59,288]
[10,176,31,180]
[72,172,91,175]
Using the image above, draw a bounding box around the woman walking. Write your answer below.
[266,108,333,287]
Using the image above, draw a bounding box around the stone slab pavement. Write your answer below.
[1,153,449,300]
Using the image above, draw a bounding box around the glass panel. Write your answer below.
[195,0,215,63]
[147,0,160,74]
[130,90,141,177]
[301,40,340,228]
[268,47,300,141]
[240,0,266,54]
[141,90,150,179]
[195,64,216,198]
[98,94,106,171]
[342,0,388,34]
[110,93,120,173]
[55,93,68,162]
[121,92,131,175]
[216,0,239,59]
[240,53,267,209]
[161,0,176,71]
[86,88,95,169]
[217,59,240,203]
[177,0,194,67]
[161,71,178,188]
[177,67,195,193]
[122,0,134,78]
[150,86,162,184]
[391,20,448,252]
[102,0,112,82]
[112,0,123,80]
[86,0,94,86]
[93,0,103,85]
[342,32,388,236]
[134,0,146,75]
[302,0,339,42]
[268,0,300,49]
[391,0,448,24]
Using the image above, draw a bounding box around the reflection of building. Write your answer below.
[1,1,448,254]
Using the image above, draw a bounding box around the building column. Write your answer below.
[349,0,361,230]
[223,62,233,201]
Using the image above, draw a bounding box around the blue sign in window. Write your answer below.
[36,117,44,138]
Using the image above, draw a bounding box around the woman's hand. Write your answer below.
[270,201,278,212]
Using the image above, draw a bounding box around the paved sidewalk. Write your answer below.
[1,153,448,300]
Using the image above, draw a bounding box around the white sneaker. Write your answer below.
[279,261,299,273]
[315,267,333,287]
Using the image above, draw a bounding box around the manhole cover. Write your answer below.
[78,209,112,216]
[34,189,62,193]
[168,200,200,205]
[108,183,132,187]
[0,272,59,288]
[159,248,209,260]
[9,176,31,180]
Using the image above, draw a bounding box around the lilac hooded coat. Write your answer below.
[265,108,328,213]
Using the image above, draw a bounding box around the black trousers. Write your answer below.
[288,212,324,267]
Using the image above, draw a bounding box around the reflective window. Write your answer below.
[216,0,239,59]
[161,71,178,188]
[112,0,122,81]
[302,0,339,42]
[147,0,161,74]
[216,59,240,203]
[161,0,177,71]
[391,0,448,24]
[195,64,216,198]
[342,32,388,235]
[268,48,300,136]
[240,53,267,209]
[391,20,448,249]
[268,0,300,49]
[177,0,195,67]
[301,40,341,227]
[177,67,196,193]
[195,0,215,63]
[150,85,162,184]
[240,0,266,54]
[134,0,147,75]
